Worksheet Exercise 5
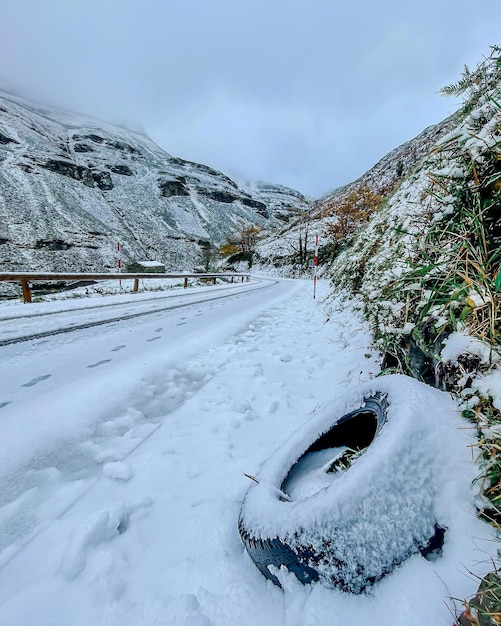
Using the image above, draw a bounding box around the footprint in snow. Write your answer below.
[147,336,161,342]
[176,322,187,326]
[0,401,12,409]
[111,345,126,352]
[155,328,162,332]
[87,360,111,369]
[22,374,52,387]
[102,461,133,481]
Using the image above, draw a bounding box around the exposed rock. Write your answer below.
[241,197,269,217]
[158,177,190,197]
[84,134,104,144]
[38,158,113,190]
[39,159,95,187]
[0,87,309,276]
[35,239,74,251]
[106,139,140,154]
[0,132,18,145]
[73,143,93,153]
[17,162,36,173]
[91,170,113,190]
[168,157,239,188]
[108,164,133,176]
[204,190,239,203]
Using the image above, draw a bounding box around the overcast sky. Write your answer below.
[0,1,499,197]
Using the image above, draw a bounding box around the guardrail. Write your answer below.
[0,272,251,303]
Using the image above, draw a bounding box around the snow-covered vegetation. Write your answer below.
[251,45,501,621]
[320,46,501,619]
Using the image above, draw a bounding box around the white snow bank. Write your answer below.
[441,331,500,366]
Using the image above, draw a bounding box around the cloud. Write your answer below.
[0,0,499,195]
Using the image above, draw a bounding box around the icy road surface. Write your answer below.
[0,278,494,625]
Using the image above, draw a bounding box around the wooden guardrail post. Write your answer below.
[184,277,188,288]
[21,279,32,303]
[133,278,139,292]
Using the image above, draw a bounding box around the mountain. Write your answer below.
[0,88,310,274]
[254,115,456,267]
[315,114,456,214]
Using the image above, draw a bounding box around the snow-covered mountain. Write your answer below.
[315,114,456,213]
[254,114,457,267]
[0,88,310,273]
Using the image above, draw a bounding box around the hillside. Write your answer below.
[0,88,310,278]
[325,47,501,617]
[256,48,501,615]
[254,114,456,269]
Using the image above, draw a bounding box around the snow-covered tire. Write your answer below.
[238,375,452,593]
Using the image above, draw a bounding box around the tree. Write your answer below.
[219,225,261,268]
[240,226,260,252]
[326,185,382,247]
[284,208,311,266]
[219,242,239,257]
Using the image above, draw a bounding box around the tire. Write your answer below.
[238,375,447,593]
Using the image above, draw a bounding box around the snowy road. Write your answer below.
[0,278,495,625]
[0,278,270,345]
[0,278,275,407]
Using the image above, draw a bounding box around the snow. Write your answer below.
[0,87,310,280]
[239,375,492,593]
[441,331,500,366]
[282,446,349,500]
[473,370,501,413]
[0,277,495,625]
[135,261,164,267]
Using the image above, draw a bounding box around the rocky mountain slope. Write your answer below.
[0,88,309,274]
[315,114,456,214]
[254,114,457,267]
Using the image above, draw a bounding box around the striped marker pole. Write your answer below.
[117,242,122,287]
[313,234,319,300]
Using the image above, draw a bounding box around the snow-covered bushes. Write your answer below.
[327,45,501,617]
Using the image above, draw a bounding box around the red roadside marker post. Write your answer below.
[313,234,319,299]
[117,241,122,287]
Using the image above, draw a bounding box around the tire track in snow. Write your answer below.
[0,281,267,323]
[0,280,277,347]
